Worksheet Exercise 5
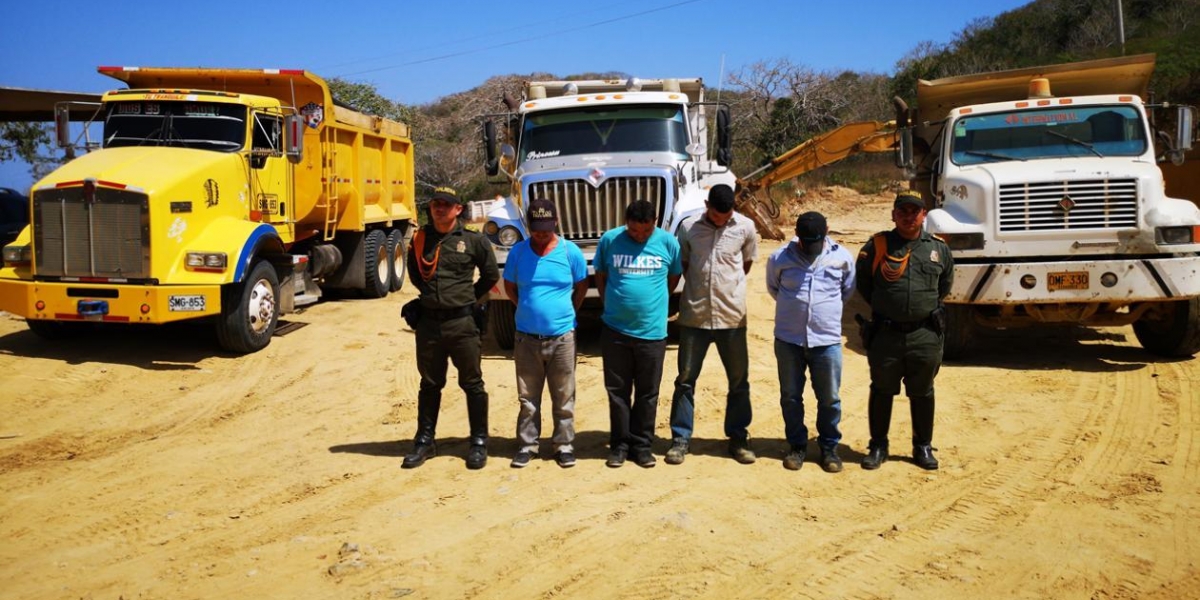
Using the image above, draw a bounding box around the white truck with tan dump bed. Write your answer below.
[478,77,736,349]
[895,54,1200,357]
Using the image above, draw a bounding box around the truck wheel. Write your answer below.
[387,229,407,292]
[26,319,89,340]
[1133,298,1200,357]
[942,304,974,361]
[363,229,390,299]
[216,260,279,354]
[488,299,516,350]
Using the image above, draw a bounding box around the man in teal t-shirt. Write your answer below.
[593,199,683,469]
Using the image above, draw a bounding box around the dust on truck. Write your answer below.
[478,77,735,349]
[895,54,1200,357]
[0,67,416,353]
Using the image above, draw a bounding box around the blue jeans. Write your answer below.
[669,326,752,442]
[774,339,843,451]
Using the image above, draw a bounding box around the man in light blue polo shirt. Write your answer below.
[503,199,588,469]
[594,200,683,469]
[766,211,856,473]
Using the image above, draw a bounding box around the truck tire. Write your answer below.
[363,229,390,299]
[387,229,407,292]
[1133,298,1200,358]
[216,260,279,354]
[942,304,974,361]
[489,299,516,350]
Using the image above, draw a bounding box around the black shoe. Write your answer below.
[606,448,627,468]
[728,438,757,464]
[782,447,805,471]
[861,446,888,470]
[633,448,657,468]
[511,450,533,469]
[466,445,487,470]
[402,442,436,469]
[913,445,939,471]
[555,451,576,468]
[820,448,844,473]
[665,440,689,465]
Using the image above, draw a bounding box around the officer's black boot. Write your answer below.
[465,392,489,470]
[403,393,441,469]
[864,390,893,470]
[402,441,437,469]
[911,393,937,470]
[912,445,939,470]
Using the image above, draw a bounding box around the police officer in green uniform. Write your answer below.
[402,186,500,470]
[855,191,953,471]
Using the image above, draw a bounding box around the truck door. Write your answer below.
[249,111,291,230]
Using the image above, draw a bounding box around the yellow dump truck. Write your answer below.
[0,67,416,353]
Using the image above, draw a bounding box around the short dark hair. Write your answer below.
[707,184,736,212]
[625,199,657,223]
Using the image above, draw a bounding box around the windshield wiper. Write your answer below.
[1045,129,1104,157]
[964,150,1026,162]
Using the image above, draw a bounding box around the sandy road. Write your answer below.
[1,192,1198,599]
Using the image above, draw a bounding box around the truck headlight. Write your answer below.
[2,244,31,266]
[186,252,228,271]
[939,233,985,250]
[497,226,523,247]
[1156,226,1200,245]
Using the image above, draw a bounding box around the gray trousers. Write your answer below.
[514,330,577,454]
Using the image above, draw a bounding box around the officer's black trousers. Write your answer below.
[865,327,941,449]
[414,315,489,446]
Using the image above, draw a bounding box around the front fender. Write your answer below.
[167,217,282,284]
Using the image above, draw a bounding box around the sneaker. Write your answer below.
[633,448,657,468]
[555,451,576,468]
[606,448,627,468]
[665,440,689,465]
[728,438,757,464]
[511,450,534,469]
[820,448,844,473]
[861,446,888,470]
[913,445,939,471]
[466,445,487,470]
[401,442,436,469]
[782,448,805,471]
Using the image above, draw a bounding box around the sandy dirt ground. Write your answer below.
[2,189,1199,600]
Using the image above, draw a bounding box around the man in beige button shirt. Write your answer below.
[665,184,759,465]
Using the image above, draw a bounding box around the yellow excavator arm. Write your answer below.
[735,120,898,240]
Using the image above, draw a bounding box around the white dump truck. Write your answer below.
[478,77,736,349]
[895,54,1200,357]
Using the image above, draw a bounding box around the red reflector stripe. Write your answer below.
[278,69,304,75]
[103,316,131,322]
[56,180,84,188]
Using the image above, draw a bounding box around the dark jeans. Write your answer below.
[669,326,752,443]
[866,327,941,449]
[774,339,843,451]
[414,314,488,446]
[601,325,667,452]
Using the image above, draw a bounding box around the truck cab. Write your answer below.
[479,77,735,348]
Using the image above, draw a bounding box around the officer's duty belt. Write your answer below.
[876,315,933,334]
[426,305,474,321]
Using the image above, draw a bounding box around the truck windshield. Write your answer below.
[103,101,246,152]
[519,105,688,162]
[950,105,1147,165]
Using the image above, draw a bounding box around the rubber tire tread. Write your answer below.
[216,260,279,354]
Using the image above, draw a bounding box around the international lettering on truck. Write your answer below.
[0,67,416,353]
[477,77,736,349]
[894,54,1200,358]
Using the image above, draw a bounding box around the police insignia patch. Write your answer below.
[930,249,940,263]
[456,240,466,253]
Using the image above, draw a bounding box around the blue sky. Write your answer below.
[0,0,1029,190]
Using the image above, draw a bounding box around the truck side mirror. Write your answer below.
[896,129,914,169]
[284,115,304,164]
[1172,106,1194,166]
[54,104,74,158]
[716,105,732,167]
[499,143,516,176]
[483,120,499,176]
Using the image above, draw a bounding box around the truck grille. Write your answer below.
[998,179,1138,232]
[33,186,150,278]
[528,176,668,241]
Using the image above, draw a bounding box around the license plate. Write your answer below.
[168,294,206,312]
[1048,271,1089,291]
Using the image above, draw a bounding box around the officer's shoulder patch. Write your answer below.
[931,233,947,243]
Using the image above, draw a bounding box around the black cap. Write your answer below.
[795,211,827,241]
[527,198,557,232]
[430,186,463,205]
[894,191,925,210]
[707,184,735,212]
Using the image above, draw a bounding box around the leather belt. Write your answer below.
[876,315,933,333]
[518,330,568,341]
[426,305,474,321]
